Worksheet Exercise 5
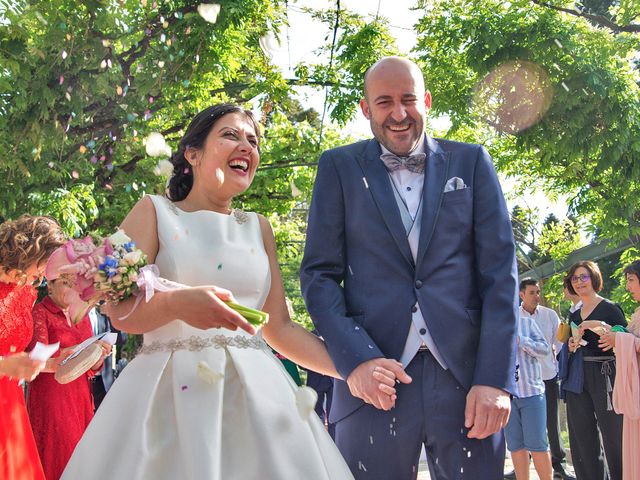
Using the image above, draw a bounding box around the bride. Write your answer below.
[62,104,408,479]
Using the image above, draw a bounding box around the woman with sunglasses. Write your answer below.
[0,215,65,479]
[565,260,625,480]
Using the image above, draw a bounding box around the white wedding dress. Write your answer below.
[62,195,353,480]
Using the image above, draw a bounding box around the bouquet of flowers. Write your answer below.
[45,230,268,327]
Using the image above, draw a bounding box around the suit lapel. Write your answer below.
[355,140,415,269]
[416,136,450,267]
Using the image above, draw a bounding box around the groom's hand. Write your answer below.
[347,358,412,411]
[464,385,511,439]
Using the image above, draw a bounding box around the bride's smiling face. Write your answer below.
[187,112,260,197]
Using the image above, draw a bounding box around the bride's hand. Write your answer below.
[168,286,256,335]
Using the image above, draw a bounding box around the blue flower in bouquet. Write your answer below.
[123,242,136,253]
[99,256,119,278]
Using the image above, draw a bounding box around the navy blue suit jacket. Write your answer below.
[300,135,519,422]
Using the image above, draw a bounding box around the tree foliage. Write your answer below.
[7,0,640,327]
[0,1,401,332]
[413,0,640,241]
[0,0,288,232]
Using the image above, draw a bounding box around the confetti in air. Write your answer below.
[145,132,172,157]
[259,32,280,59]
[153,159,173,177]
[215,167,225,185]
[290,180,302,198]
[197,3,221,24]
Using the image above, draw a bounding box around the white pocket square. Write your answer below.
[443,176,467,193]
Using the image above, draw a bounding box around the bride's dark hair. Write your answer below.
[167,104,260,202]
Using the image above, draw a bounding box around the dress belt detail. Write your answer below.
[138,334,268,355]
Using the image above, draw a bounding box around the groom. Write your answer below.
[300,56,519,479]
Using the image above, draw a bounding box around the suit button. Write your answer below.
[419,328,427,335]
[415,280,423,289]
[411,305,418,313]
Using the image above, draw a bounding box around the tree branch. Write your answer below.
[531,0,640,33]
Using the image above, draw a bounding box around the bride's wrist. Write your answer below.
[159,289,180,321]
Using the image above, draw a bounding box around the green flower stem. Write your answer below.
[226,301,269,327]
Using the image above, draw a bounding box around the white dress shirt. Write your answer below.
[515,315,549,398]
[380,141,448,370]
[519,304,563,380]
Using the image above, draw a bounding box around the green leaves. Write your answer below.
[413,0,640,241]
[0,0,288,233]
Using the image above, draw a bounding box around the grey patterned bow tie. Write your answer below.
[380,152,427,174]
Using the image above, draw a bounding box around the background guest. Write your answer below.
[27,275,110,480]
[0,215,65,480]
[565,261,625,480]
[505,280,552,480]
[519,278,574,479]
[600,260,640,480]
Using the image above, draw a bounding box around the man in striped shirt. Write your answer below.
[504,280,553,480]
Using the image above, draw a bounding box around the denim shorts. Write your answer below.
[504,394,549,452]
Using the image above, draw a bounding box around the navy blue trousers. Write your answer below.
[334,350,505,480]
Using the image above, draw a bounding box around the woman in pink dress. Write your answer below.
[27,275,110,480]
[601,260,640,480]
[0,215,65,480]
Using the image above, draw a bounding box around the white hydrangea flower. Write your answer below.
[153,159,174,177]
[145,132,171,157]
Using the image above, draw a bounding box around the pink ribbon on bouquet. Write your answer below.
[119,265,183,320]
